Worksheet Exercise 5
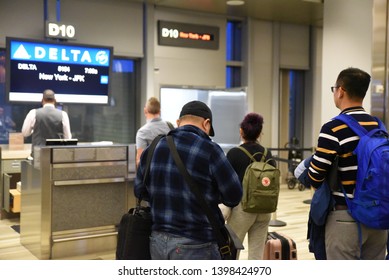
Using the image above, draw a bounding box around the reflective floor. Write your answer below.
[0,184,314,260]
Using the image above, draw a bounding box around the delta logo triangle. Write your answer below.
[13,44,31,59]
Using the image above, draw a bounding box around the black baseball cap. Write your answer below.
[179,101,215,136]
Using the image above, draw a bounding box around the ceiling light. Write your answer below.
[226,0,245,6]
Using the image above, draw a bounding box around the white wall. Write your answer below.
[0,0,144,57]
[143,7,228,127]
[247,19,275,148]
[153,7,227,91]
[247,20,311,148]
[60,0,143,57]
[0,0,43,45]
[321,0,373,125]
[309,27,323,148]
[280,23,310,70]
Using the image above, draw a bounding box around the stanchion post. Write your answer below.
[268,211,287,227]
[303,187,313,204]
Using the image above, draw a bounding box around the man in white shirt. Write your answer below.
[22,89,72,157]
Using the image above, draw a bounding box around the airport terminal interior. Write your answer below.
[0,183,315,260]
[0,0,388,260]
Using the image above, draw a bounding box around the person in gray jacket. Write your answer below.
[22,89,72,157]
[135,97,173,167]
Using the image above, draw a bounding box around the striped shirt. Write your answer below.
[134,125,242,242]
[308,107,380,206]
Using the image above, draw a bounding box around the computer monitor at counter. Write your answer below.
[45,139,78,146]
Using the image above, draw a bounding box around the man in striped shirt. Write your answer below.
[308,67,387,259]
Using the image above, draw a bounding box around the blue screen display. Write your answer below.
[6,37,113,104]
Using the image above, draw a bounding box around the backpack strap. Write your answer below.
[335,114,387,137]
[238,146,267,162]
[261,148,268,162]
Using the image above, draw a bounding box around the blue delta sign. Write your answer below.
[10,40,110,67]
[6,38,113,104]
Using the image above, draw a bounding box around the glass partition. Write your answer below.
[160,87,247,152]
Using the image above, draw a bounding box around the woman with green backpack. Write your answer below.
[226,112,277,260]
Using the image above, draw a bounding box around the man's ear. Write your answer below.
[336,87,344,99]
[203,118,211,135]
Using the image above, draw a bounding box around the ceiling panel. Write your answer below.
[133,0,323,26]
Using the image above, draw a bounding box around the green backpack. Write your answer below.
[238,146,280,213]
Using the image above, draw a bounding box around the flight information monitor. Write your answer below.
[6,37,113,104]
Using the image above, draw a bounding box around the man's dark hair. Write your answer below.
[336,67,371,100]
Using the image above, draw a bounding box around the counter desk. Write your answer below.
[0,144,32,219]
[20,143,134,259]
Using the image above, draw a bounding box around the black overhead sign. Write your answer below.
[45,21,77,40]
[157,20,219,50]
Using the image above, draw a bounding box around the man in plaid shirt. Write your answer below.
[135,101,242,260]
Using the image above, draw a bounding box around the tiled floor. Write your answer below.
[0,184,314,260]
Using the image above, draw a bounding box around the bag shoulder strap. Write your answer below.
[140,135,164,203]
[336,114,387,137]
[166,121,175,130]
[166,135,229,252]
[238,146,267,163]
[134,134,164,213]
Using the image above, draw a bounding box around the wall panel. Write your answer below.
[0,0,143,57]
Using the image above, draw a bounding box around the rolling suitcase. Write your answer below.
[263,231,297,260]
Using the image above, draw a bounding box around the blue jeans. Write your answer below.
[150,231,221,260]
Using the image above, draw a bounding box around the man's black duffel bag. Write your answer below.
[116,205,152,260]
